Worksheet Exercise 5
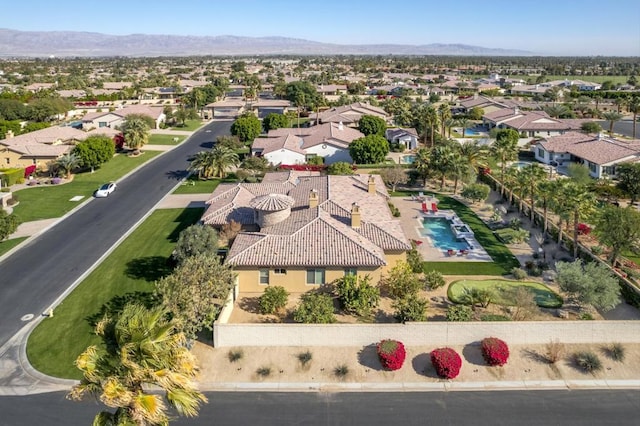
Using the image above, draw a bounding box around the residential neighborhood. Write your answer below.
[0,40,640,426]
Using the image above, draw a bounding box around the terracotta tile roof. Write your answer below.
[205,172,410,268]
[310,102,388,124]
[251,134,306,155]
[1,126,85,146]
[537,132,640,165]
[300,122,364,149]
[6,143,71,158]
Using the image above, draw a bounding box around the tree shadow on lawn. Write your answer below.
[125,256,174,282]
[357,344,384,371]
[85,291,158,327]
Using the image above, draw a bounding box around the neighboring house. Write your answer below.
[309,102,388,126]
[201,171,411,292]
[251,122,364,165]
[316,84,347,95]
[385,127,418,150]
[534,131,640,178]
[81,105,165,130]
[0,126,116,170]
[203,98,246,119]
[483,107,581,137]
[459,95,520,115]
[247,99,291,118]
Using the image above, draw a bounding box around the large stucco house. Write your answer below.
[201,171,411,293]
[534,131,640,178]
[251,122,365,165]
[309,102,388,127]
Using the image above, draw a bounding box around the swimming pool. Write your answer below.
[400,155,416,164]
[511,161,535,169]
[421,217,471,250]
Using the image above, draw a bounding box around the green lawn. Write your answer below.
[172,178,221,194]
[170,119,202,132]
[148,134,186,145]
[448,279,563,308]
[0,237,27,257]
[423,262,508,276]
[425,196,521,275]
[12,152,161,222]
[26,207,204,379]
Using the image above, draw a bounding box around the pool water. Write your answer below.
[400,155,416,164]
[421,217,471,250]
[511,161,534,169]
[463,128,482,136]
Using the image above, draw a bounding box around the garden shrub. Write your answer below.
[607,343,625,362]
[511,267,528,280]
[376,339,406,371]
[423,270,446,290]
[259,286,289,315]
[298,350,313,367]
[480,314,511,322]
[334,275,380,318]
[227,349,243,363]
[392,294,428,323]
[481,337,510,366]
[446,305,473,322]
[430,348,462,379]
[406,243,424,273]
[574,351,602,373]
[544,339,564,364]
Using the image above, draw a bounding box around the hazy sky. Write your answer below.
[5,0,640,56]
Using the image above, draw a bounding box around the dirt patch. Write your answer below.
[192,342,640,385]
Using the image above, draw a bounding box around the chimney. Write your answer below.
[350,202,361,228]
[338,121,344,131]
[5,130,14,139]
[309,189,319,208]
[596,132,603,140]
[367,175,376,194]
[513,106,520,115]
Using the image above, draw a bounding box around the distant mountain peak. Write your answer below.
[0,28,535,57]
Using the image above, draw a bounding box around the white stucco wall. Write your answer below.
[305,144,352,164]
[264,149,305,166]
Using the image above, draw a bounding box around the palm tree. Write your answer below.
[68,304,207,425]
[490,129,519,196]
[544,104,570,118]
[550,180,572,245]
[210,145,240,178]
[456,116,470,138]
[424,105,439,147]
[519,163,547,222]
[503,167,520,205]
[601,111,623,137]
[536,180,556,235]
[55,153,80,178]
[188,151,216,179]
[562,182,596,258]
[449,151,469,195]
[431,143,456,191]
[437,103,451,139]
[458,141,487,175]
[121,115,151,153]
[413,147,431,187]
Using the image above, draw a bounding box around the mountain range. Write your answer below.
[0,28,534,57]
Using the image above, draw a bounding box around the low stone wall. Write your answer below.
[213,320,640,347]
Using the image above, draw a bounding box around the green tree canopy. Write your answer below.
[262,112,289,132]
[172,224,219,266]
[358,115,387,136]
[284,81,320,107]
[461,183,491,204]
[349,134,390,164]
[616,163,640,203]
[555,260,620,312]
[593,205,640,266]
[68,304,207,425]
[581,121,602,134]
[230,113,262,142]
[382,260,422,299]
[293,292,336,324]
[0,209,20,241]
[155,253,235,340]
[72,135,115,172]
[120,114,151,151]
[327,161,354,175]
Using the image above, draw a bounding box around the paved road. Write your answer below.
[1,390,638,425]
[597,118,638,138]
[0,121,230,350]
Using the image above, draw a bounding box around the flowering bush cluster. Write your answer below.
[376,339,406,371]
[577,223,592,236]
[430,348,462,379]
[279,164,326,172]
[481,337,510,366]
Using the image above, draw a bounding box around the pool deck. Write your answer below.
[392,195,492,262]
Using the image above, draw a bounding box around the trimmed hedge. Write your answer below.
[481,337,510,366]
[430,348,462,379]
[377,339,406,371]
[0,168,24,186]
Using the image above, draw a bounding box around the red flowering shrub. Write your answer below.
[481,337,510,366]
[577,223,592,236]
[279,164,326,172]
[376,339,406,371]
[430,348,462,379]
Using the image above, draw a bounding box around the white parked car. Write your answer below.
[95,182,117,198]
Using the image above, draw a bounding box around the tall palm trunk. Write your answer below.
[542,202,549,235]
[557,217,564,245]
[573,210,580,258]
